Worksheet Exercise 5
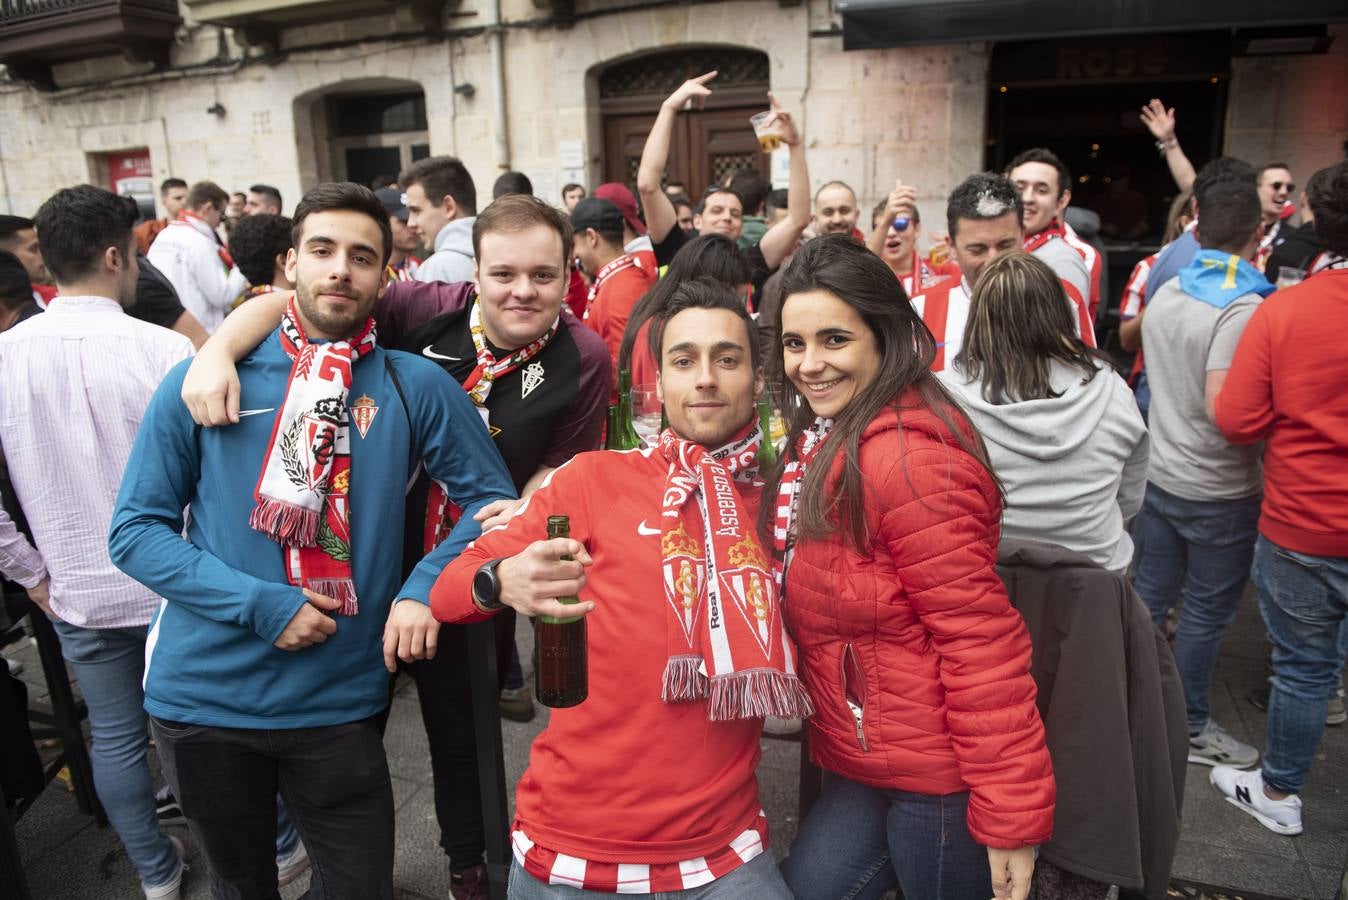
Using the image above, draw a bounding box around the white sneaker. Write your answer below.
[1188,720,1259,768]
[277,840,310,887]
[142,834,187,899]
[1210,767,1303,835]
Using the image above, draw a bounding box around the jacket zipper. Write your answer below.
[841,642,869,752]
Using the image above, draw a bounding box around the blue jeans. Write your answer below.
[1254,537,1348,794]
[1131,483,1261,729]
[781,772,991,900]
[50,620,181,888]
[506,848,791,899]
[1132,369,1150,424]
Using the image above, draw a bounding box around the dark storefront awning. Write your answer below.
[835,0,1348,51]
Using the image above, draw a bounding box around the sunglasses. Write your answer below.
[889,216,911,232]
[1270,181,1296,193]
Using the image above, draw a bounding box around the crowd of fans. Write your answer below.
[1,71,1345,900]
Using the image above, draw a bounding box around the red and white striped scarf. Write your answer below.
[1022,218,1067,255]
[584,252,645,320]
[249,297,377,614]
[770,416,834,593]
[462,299,558,407]
[655,425,813,721]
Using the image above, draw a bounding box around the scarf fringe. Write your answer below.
[307,578,359,616]
[661,656,708,703]
[707,669,816,722]
[249,497,321,546]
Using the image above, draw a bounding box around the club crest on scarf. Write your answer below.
[251,297,377,616]
[654,424,814,722]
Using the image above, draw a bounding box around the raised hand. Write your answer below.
[764,92,801,148]
[663,71,717,112]
[1140,98,1177,143]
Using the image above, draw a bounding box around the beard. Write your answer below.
[294,278,372,339]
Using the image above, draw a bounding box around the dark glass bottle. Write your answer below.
[756,396,778,468]
[603,403,619,449]
[535,515,588,708]
[610,369,643,451]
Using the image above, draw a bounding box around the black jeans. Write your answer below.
[150,715,394,900]
[378,615,514,873]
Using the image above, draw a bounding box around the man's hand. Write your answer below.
[763,92,801,148]
[382,599,439,672]
[1140,98,1177,144]
[273,589,341,651]
[884,180,918,224]
[496,538,595,620]
[662,71,716,112]
[26,578,59,621]
[182,348,242,427]
[474,498,526,532]
[988,846,1035,900]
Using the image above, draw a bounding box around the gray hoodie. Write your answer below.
[939,359,1149,572]
[417,216,477,284]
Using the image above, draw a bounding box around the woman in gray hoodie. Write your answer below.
[938,251,1149,572]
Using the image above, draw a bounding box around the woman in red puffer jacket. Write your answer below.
[766,236,1055,900]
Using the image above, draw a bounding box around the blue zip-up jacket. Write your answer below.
[109,331,516,729]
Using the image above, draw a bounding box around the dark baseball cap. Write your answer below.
[570,197,626,235]
[375,187,409,222]
[593,183,646,236]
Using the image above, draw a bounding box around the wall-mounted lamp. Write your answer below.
[206,102,227,117]
[453,83,476,99]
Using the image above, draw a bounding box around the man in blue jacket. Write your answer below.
[110,182,516,899]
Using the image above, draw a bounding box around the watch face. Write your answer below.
[474,564,497,606]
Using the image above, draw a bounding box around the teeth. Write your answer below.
[805,378,842,392]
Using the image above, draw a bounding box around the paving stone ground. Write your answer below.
[7,588,1346,899]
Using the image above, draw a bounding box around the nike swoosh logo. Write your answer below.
[237,408,276,417]
[422,345,462,361]
[637,520,660,536]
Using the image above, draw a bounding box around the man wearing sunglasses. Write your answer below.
[1255,163,1296,274]
[866,180,959,298]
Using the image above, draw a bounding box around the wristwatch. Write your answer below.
[472,558,507,611]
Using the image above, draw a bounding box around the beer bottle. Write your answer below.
[756,396,778,468]
[603,403,619,449]
[610,368,643,451]
[535,515,588,708]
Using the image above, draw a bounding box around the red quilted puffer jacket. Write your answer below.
[782,395,1055,849]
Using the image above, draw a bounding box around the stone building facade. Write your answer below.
[0,1,1343,244]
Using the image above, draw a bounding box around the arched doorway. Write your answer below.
[293,78,429,189]
[598,47,770,196]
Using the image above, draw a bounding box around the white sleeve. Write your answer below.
[0,504,46,589]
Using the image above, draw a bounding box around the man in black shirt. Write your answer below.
[635,71,811,302]
[1266,166,1333,281]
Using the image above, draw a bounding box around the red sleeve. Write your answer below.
[589,270,652,365]
[431,456,593,623]
[1061,280,1096,347]
[566,268,589,320]
[542,320,611,467]
[376,280,473,348]
[1213,301,1274,445]
[871,434,1055,848]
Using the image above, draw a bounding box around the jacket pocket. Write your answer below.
[841,642,869,752]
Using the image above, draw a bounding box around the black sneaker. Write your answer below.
[155,786,188,827]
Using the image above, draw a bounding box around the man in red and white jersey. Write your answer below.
[432,281,808,899]
[909,173,1095,372]
[866,180,959,298]
[1061,214,1103,322]
[1008,148,1093,323]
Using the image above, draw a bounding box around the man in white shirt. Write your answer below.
[0,185,194,899]
[400,156,478,284]
[147,180,248,333]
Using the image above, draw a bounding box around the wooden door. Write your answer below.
[602,106,768,197]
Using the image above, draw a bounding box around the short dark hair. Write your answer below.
[291,182,393,267]
[1195,179,1262,252]
[562,183,585,197]
[668,193,694,214]
[647,276,760,373]
[159,178,187,195]
[0,250,32,311]
[1257,162,1292,182]
[1193,157,1257,211]
[695,186,743,217]
[472,194,572,267]
[186,181,229,213]
[493,171,534,199]
[230,213,294,286]
[1308,161,1348,257]
[249,184,283,211]
[33,185,136,283]
[765,189,789,217]
[946,173,1022,237]
[728,170,770,216]
[0,215,34,243]
[399,156,478,217]
[1007,147,1072,199]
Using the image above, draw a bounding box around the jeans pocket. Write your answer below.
[151,716,203,741]
[1268,546,1330,622]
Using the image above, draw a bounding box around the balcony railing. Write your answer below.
[181,0,443,45]
[0,0,181,86]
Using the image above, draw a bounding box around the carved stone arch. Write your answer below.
[292,77,429,189]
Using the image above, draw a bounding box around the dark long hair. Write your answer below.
[953,251,1109,404]
[616,234,752,373]
[760,235,997,554]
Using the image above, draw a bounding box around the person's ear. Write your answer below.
[441,193,459,219]
[284,247,299,285]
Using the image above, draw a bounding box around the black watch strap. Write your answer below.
[472,558,506,611]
